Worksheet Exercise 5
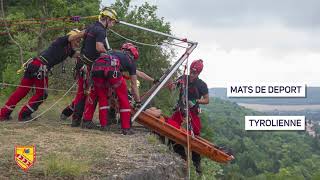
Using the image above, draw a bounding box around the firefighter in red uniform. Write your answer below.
[0,29,83,121]
[65,7,118,127]
[59,56,84,120]
[82,43,141,135]
[167,59,209,174]
[60,68,155,121]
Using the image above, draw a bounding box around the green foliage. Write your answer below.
[0,0,100,95]
[107,0,175,113]
[1,0,175,114]
[200,98,320,179]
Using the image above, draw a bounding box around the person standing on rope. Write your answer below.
[0,29,83,121]
[82,42,141,135]
[65,7,118,127]
[166,59,209,175]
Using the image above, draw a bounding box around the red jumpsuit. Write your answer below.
[166,75,208,170]
[82,53,131,129]
[60,58,83,118]
[0,58,48,121]
[0,35,75,121]
[71,64,91,123]
[166,107,201,135]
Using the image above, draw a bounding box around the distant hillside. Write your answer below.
[209,87,320,105]
[200,98,320,179]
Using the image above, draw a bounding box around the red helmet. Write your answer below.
[121,42,139,60]
[190,59,203,74]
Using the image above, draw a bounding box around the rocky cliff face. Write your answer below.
[117,153,186,180]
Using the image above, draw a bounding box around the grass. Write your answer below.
[0,94,185,179]
[146,133,159,145]
[146,133,170,154]
[43,153,89,178]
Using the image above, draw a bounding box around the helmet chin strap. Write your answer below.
[99,19,107,28]
[127,52,134,61]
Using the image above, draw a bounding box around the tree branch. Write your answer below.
[0,0,24,66]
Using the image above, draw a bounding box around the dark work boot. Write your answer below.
[81,120,98,129]
[61,106,74,120]
[100,125,111,131]
[192,152,202,175]
[122,128,135,135]
[71,119,81,127]
[194,161,202,175]
[173,143,187,161]
[60,113,68,121]
[19,115,34,122]
[0,115,12,121]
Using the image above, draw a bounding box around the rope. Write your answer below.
[109,29,188,49]
[161,40,189,49]
[0,97,65,109]
[0,25,84,36]
[109,29,162,47]
[184,58,191,179]
[0,83,76,92]
[0,19,74,26]
[0,15,97,23]
[20,82,77,123]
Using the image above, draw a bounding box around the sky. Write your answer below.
[102,0,320,88]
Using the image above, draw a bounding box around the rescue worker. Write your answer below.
[68,7,118,127]
[82,42,141,135]
[60,69,155,121]
[0,29,83,121]
[60,57,83,120]
[107,70,156,124]
[166,59,209,175]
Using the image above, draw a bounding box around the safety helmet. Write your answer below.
[121,42,139,60]
[67,29,81,36]
[99,7,118,22]
[190,59,203,74]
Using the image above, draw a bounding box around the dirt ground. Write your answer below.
[0,96,185,179]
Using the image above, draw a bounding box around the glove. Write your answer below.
[153,79,159,84]
[70,16,81,22]
[188,100,198,107]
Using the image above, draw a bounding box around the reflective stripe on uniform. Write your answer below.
[5,105,14,110]
[26,104,35,112]
[119,109,131,112]
[69,105,74,111]
[99,106,110,110]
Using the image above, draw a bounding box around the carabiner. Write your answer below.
[37,72,43,79]
[112,71,118,78]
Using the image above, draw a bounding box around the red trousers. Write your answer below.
[0,58,48,120]
[61,59,88,118]
[167,109,202,135]
[83,77,131,129]
[71,65,90,122]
